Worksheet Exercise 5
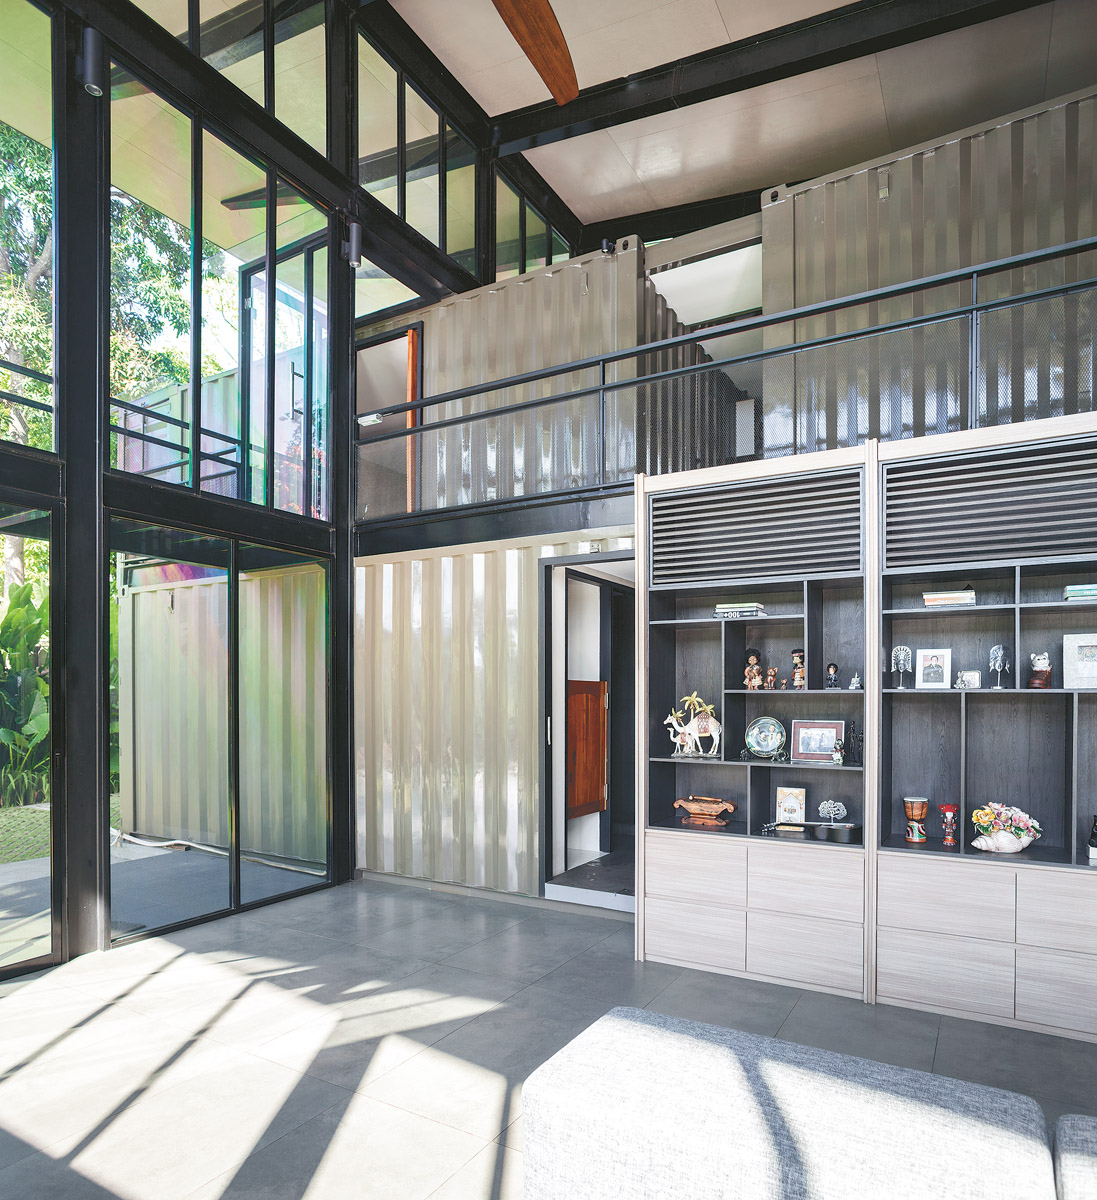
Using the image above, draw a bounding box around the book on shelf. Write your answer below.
[713,604,767,618]
[1064,584,1097,601]
[922,587,976,607]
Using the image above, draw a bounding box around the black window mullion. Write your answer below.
[396,71,406,221]
[188,0,199,55]
[303,245,314,519]
[263,0,275,112]
[228,538,241,909]
[190,122,202,491]
[518,197,526,276]
[438,117,447,257]
[265,171,276,510]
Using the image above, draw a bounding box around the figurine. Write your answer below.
[819,799,847,823]
[764,667,778,690]
[672,692,722,756]
[848,672,862,690]
[1027,650,1052,689]
[779,678,788,690]
[664,708,696,756]
[939,803,959,847]
[904,798,928,843]
[744,648,763,691]
[845,719,860,766]
[989,644,1011,690]
[824,662,840,689]
[791,648,806,690]
[1088,814,1097,863]
[891,645,913,689]
[954,670,969,689]
[831,738,845,765]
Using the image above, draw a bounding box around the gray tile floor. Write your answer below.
[2,876,1096,1199]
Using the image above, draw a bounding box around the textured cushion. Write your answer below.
[523,1006,1054,1200]
[1057,1116,1097,1200]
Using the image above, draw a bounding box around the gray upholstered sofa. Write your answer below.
[523,1006,1097,1200]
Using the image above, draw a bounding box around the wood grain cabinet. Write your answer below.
[645,897,746,973]
[747,911,864,994]
[1016,872,1097,956]
[645,830,746,907]
[1016,946,1097,1035]
[877,928,1016,1018]
[748,844,864,924]
[877,856,1016,942]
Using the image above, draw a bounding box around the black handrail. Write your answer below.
[358,234,1097,424]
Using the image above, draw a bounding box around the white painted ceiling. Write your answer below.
[393,0,1097,224]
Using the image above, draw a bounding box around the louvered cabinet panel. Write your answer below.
[884,436,1097,568]
[649,470,862,586]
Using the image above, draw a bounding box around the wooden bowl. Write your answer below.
[674,795,738,826]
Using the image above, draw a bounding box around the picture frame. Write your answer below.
[915,647,951,690]
[1063,633,1097,689]
[955,669,982,689]
[790,719,845,763]
[775,786,806,822]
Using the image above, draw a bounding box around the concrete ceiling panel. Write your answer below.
[522,131,660,221]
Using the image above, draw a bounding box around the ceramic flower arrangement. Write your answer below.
[970,803,1042,853]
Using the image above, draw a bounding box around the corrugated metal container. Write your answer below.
[118,562,327,865]
[354,530,634,895]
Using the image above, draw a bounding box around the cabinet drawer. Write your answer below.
[1016,946,1097,1035]
[877,928,1015,1019]
[877,855,1016,942]
[746,911,863,994]
[645,896,746,972]
[748,844,864,923]
[1016,872,1097,956]
[645,831,747,906]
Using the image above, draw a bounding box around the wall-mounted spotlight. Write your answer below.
[77,26,104,98]
[600,237,615,255]
[343,221,363,269]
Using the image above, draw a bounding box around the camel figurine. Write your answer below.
[666,694,722,756]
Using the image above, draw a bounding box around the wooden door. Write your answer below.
[566,680,608,819]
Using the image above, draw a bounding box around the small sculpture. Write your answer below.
[891,645,913,689]
[666,692,722,756]
[744,648,763,691]
[764,667,778,690]
[954,670,969,689]
[1088,814,1097,863]
[664,708,693,755]
[904,798,928,843]
[939,803,959,847]
[674,794,737,827]
[824,662,840,689]
[848,672,862,690]
[845,719,860,766]
[792,648,806,690]
[830,738,845,765]
[989,644,1011,690]
[971,803,1042,852]
[1027,651,1052,689]
[819,799,847,823]
[779,678,788,690]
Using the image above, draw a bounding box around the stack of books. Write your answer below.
[922,587,976,608]
[1064,584,1097,603]
[713,601,767,619]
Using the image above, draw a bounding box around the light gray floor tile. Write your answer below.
[778,991,941,1071]
[933,1016,1097,1110]
[533,926,683,1005]
[427,1143,524,1200]
[0,1149,126,1199]
[362,984,614,1139]
[646,968,802,1037]
[1035,1091,1097,1127]
[359,904,535,961]
[496,1115,524,1152]
[181,1094,485,1200]
[440,911,620,983]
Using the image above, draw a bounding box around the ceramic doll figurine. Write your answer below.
[791,649,806,690]
[779,678,788,690]
[825,662,840,689]
[744,648,763,690]
[831,738,845,765]
[1027,650,1052,689]
[764,667,778,690]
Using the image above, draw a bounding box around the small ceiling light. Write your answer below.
[344,221,363,269]
[78,26,104,98]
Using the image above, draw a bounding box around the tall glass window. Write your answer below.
[496,175,521,280]
[445,124,476,272]
[0,0,55,453]
[274,1,326,155]
[0,503,52,969]
[405,85,439,247]
[201,0,264,107]
[526,206,548,272]
[357,34,399,215]
[238,543,329,903]
[109,72,193,484]
[108,519,231,938]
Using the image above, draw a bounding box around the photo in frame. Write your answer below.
[790,719,845,763]
[915,647,951,690]
[1063,634,1097,689]
[775,786,806,822]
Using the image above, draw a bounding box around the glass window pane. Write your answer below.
[551,229,570,264]
[357,34,398,215]
[526,206,547,272]
[445,124,476,273]
[201,0,264,108]
[238,544,328,903]
[0,0,55,453]
[273,184,326,515]
[496,174,520,280]
[110,71,193,487]
[355,256,417,320]
[405,84,439,246]
[132,0,188,41]
[109,518,231,938]
[0,503,52,968]
[310,245,329,520]
[200,132,266,501]
[274,1,326,155]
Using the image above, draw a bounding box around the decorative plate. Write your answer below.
[743,715,786,759]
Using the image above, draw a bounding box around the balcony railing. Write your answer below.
[354,236,1097,523]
